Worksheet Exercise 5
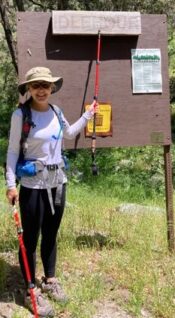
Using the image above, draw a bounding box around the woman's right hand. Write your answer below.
[6,187,19,205]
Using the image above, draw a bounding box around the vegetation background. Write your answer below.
[1,1,175,317]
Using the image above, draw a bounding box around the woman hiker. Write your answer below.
[6,66,97,317]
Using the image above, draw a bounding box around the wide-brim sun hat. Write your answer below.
[18,66,63,96]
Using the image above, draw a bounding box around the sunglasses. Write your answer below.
[30,82,52,89]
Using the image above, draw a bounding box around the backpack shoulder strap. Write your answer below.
[18,99,35,160]
[49,104,69,168]
[49,104,64,130]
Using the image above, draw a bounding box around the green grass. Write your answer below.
[32,184,174,318]
[0,185,175,317]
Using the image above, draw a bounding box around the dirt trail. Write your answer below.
[0,252,152,318]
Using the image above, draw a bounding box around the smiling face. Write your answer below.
[28,81,53,108]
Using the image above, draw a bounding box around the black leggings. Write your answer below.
[19,184,66,287]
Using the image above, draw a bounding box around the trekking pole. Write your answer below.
[12,204,39,318]
[91,30,101,176]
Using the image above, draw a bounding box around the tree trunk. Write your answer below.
[0,0,18,74]
[15,0,25,11]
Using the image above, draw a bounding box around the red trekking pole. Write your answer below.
[91,30,101,175]
[12,204,38,318]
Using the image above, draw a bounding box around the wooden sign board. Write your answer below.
[52,11,141,35]
[17,12,171,149]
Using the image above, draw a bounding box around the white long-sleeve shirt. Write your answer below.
[6,105,93,189]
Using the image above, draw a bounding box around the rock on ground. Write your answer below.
[93,300,153,318]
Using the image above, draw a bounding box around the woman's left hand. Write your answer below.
[88,99,99,114]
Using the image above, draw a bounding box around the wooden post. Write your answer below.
[164,145,175,251]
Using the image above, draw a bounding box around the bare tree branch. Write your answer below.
[0,0,18,74]
[27,0,46,10]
